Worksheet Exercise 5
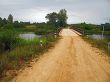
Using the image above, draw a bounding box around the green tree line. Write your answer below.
[71,22,110,35]
[0,14,31,29]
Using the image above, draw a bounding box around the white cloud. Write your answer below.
[0,0,109,24]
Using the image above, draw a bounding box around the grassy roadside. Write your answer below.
[82,36,110,56]
[0,35,59,82]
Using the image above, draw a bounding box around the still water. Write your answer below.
[88,34,110,40]
[19,33,110,41]
[19,32,42,40]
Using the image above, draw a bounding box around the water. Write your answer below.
[19,32,42,40]
[88,34,110,40]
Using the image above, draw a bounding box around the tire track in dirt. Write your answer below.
[11,29,110,82]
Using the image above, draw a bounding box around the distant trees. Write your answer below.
[45,9,68,27]
[0,18,8,28]
[13,21,27,28]
[2,18,8,25]
[0,14,28,28]
[0,17,2,27]
[0,14,13,28]
[103,23,110,31]
[8,14,13,23]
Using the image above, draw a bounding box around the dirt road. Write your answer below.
[11,29,110,82]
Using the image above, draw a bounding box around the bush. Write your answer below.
[0,29,18,52]
[0,34,57,78]
[3,23,14,29]
[35,24,56,35]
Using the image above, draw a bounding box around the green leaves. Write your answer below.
[8,14,13,23]
[0,29,17,51]
[45,9,68,27]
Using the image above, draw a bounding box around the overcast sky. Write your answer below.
[0,0,110,24]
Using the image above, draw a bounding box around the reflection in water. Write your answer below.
[19,33,41,40]
[88,34,110,40]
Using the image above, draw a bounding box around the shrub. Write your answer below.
[0,29,18,52]
[35,24,56,35]
[3,23,14,29]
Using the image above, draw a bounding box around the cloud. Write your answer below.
[0,0,110,24]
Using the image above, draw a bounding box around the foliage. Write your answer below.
[0,29,17,52]
[0,18,8,28]
[0,35,57,78]
[13,21,20,28]
[0,13,59,80]
[71,23,110,35]
[3,23,14,29]
[45,9,68,27]
[13,21,26,28]
[58,9,68,27]
[102,23,110,31]
[35,24,56,35]
[45,12,58,27]
[83,36,110,56]
[0,17,3,27]
[2,18,8,25]
[8,14,13,23]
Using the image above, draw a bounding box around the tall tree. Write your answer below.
[45,9,68,27]
[8,14,13,23]
[2,18,8,25]
[0,17,2,27]
[58,9,68,27]
[45,12,58,26]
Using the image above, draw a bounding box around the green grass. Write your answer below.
[71,24,110,35]
[14,28,36,33]
[0,35,58,80]
[82,36,110,56]
[0,24,59,81]
[35,24,57,35]
[9,24,57,34]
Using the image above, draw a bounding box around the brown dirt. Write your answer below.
[11,29,110,82]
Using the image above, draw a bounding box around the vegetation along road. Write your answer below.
[11,29,110,82]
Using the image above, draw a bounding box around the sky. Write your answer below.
[0,0,110,24]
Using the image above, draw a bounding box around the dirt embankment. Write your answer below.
[11,29,110,82]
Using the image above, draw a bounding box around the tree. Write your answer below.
[0,17,2,27]
[8,14,13,23]
[58,9,68,27]
[19,21,25,28]
[45,12,58,27]
[14,21,20,28]
[45,9,68,27]
[104,23,110,31]
[2,18,8,25]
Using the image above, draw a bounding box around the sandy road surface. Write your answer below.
[11,29,110,82]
